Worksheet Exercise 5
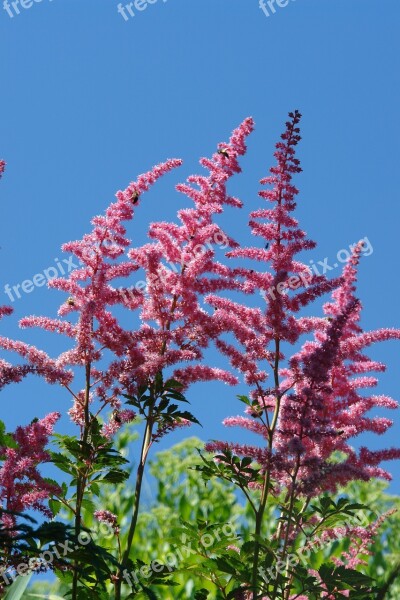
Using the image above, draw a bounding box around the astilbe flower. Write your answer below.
[16,119,253,434]
[275,242,400,495]
[94,509,120,534]
[201,113,400,600]
[0,412,61,531]
[17,159,183,429]
[118,117,254,393]
[9,127,254,596]
[206,112,400,501]
[206,112,339,457]
[328,509,396,569]
[101,409,136,439]
[0,307,32,390]
[296,508,397,578]
[151,417,191,442]
[0,334,72,386]
[206,111,339,396]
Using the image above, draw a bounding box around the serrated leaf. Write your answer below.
[237,395,251,406]
[48,499,61,517]
[101,469,129,484]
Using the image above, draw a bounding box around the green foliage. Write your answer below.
[28,435,245,598]
[195,447,262,492]
[3,573,33,600]
[27,433,400,599]
[51,417,130,498]
[331,479,400,600]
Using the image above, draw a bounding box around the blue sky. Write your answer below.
[1,0,400,493]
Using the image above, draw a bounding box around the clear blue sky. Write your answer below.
[1,0,400,490]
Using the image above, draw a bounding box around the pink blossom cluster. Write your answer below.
[0,306,32,390]
[274,244,400,494]
[205,112,400,500]
[101,409,136,439]
[206,111,339,390]
[0,412,61,530]
[122,117,254,390]
[0,160,5,178]
[151,417,191,443]
[94,509,119,534]
[1,115,399,597]
[317,509,397,570]
[0,332,73,386]
[16,120,253,433]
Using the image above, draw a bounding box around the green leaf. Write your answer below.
[157,397,170,412]
[174,411,201,426]
[164,378,184,390]
[89,482,101,497]
[318,563,375,592]
[49,498,61,517]
[3,573,34,599]
[194,590,210,600]
[140,586,159,600]
[237,395,251,406]
[215,557,239,576]
[81,498,97,514]
[101,469,129,484]
[50,452,76,476]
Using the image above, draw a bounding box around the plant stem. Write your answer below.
[72,362,92,600]
[114,273,183,598]
[251,338,281,599]
[114,406,154,600]
[251,468,272,598]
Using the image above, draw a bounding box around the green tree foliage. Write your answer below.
[27,433,400,599]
